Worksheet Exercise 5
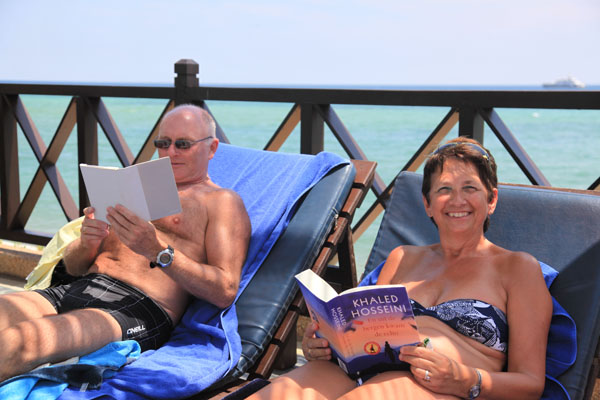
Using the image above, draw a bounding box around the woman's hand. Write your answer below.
[302,322,332,361]
[400,345,474,397]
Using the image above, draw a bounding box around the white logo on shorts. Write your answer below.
[127,325,146,336]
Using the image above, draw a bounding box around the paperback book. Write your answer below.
[80,157,181,224]
[295,269,421,379]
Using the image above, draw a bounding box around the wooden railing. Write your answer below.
[1,59,599,246]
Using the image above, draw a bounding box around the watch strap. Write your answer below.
[468,368,482,399]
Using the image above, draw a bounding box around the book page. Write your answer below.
[117,167,151,220]
[80,158,180,224]
[79,165,127,223]
[295,269,339,302]
[136,157,182,220]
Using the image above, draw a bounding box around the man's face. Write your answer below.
[156,110,217,185]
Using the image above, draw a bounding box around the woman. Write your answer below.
[250,138,552,399]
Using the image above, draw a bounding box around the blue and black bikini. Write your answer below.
[410,298,509,353]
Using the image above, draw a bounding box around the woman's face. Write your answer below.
[423,157,497,235]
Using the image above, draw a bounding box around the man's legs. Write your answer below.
[0,291,122,381]
[0,291,57,329]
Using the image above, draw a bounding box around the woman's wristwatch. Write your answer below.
[468,368,482,399]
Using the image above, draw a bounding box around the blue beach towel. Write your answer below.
[359,260,577,400]
[0,341,140,400]
[59,144,348,399]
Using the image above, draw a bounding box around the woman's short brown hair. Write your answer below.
[422,137,498,232]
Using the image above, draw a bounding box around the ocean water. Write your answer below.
[9,93,600,274]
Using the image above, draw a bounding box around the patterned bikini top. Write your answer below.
[410,298,509,353]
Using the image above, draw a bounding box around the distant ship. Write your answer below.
[543,76,585,88]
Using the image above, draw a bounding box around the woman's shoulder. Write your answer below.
[378,244,438,284]
[492,246,544,286]
[388,244,437,260]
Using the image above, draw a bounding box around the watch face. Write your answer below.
[470,387,480,399]
[159,253,172,264]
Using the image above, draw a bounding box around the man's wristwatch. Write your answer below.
[150,245,174,268]
[468,368,482,399]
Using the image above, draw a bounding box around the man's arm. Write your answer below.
[167,190,251,307]
[63,207,110,276]
[107,190,251,308]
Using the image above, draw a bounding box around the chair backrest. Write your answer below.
[227,162,356,381]
[365,171,600,400]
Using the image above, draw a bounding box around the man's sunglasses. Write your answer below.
[153,136,213,150]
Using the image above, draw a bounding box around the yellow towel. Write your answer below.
[25,217,84,290]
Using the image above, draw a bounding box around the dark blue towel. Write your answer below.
[60,144,348,399]
[359,260,576,400]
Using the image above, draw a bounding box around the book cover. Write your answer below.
[295,269,421,379]
[80,157,181,224]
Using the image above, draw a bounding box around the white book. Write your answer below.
[79,157,182,224]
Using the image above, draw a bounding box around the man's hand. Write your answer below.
[106,204,160,260]
[81,207,109,252]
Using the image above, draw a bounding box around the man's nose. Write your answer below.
[166,143,181,156]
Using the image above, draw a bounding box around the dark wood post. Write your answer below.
[300,104,324,155]
[458,107,484,144]
[174,59,199,106]
[0,95,20,230]
[76,97,98,214]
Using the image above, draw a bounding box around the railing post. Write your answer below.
[0,95,20,230]
[300,104,324,155]
[458,107,484,143]
[174,59,199,106]
[76,97,98,215]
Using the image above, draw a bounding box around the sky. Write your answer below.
[1,0,598,86]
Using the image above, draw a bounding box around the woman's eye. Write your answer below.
[437,187,451,193]
[464,186,477,192]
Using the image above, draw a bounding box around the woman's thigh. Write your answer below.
[340,371,460,400]
[249,360,357,400]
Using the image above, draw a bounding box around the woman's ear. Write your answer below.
[488,187,498,215]
[422,194,432,217]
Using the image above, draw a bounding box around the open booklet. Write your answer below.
[295,269,421,379]
[80,157,182,224]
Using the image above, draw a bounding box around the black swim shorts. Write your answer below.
[34,273,173,352]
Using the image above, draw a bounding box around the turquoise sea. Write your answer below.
[9,91,600,274]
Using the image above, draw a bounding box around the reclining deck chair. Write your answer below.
[21,144,374,400]
[363,171,600,400]
[195,153,376,399]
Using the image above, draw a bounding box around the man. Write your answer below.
[0,104,251,381]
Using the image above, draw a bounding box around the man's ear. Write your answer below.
[208,138,219,160]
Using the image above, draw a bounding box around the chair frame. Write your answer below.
[197,159,376,399]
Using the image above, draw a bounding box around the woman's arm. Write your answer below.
[482,252,552,399]
[399,252,551,399]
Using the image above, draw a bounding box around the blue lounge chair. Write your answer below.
[22,145,375,399]
[196,153,376,398]
[364,171,600,400]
